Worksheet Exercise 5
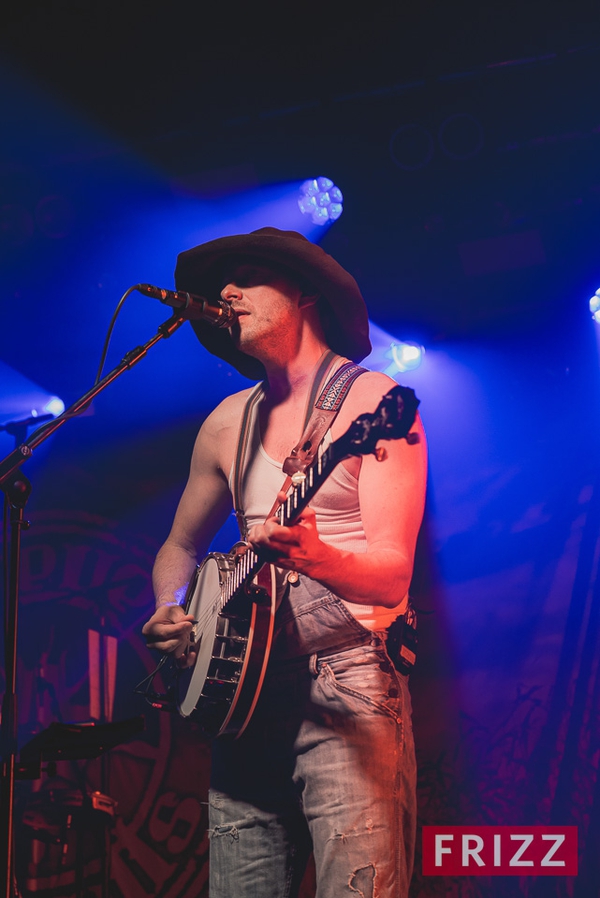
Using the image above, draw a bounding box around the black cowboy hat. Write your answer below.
[174,227,371,380]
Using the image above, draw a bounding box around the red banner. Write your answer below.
[422,826,578,876]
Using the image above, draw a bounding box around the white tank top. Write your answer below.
[231,396,407,629]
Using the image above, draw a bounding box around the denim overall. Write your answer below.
[209,368,417,897]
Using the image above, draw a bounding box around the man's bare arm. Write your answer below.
[142,394,244,655]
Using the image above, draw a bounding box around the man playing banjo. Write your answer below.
[142,227,427,897]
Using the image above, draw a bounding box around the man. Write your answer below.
[142,227,427,897]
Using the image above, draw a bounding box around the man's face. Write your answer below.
[219,261,307,358]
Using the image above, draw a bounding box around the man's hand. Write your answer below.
[142,604,196,667]
[248,501,333,578]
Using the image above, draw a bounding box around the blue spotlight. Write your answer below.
[298,177,343,225]
[590,289,600,324]
[390,341,424,373]
[0,361,65,424]
[0,361,65,450]
[363,323,425,380]
[43,396,66,417]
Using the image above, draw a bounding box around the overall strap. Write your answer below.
[231,382,265,540]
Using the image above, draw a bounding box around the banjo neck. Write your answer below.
[222,438,345,609]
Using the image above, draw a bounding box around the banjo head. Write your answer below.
[177,553,260,734]
[178,554,224,718]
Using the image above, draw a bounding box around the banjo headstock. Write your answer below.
[335,384,420,460]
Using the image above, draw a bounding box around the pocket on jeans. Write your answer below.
[318,647,403,720]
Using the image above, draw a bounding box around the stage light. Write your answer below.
[0,362,66,449]
[390,341,424,373]
[298,177,343,226]
[363,323,425,380]
[44,396,66,417]
[590,289,600,324]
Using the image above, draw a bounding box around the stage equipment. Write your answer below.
[364,322,425,378]
[389,341,424,373]
[298,177,343,225]
[17,718,144,780]
[136,283,236,325]
[17,718,143,898]
[0,361,64,447]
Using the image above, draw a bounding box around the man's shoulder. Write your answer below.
[202,384,262,432]
[345,369,398,410]
[332,369,403,434]
[193,385,263,475]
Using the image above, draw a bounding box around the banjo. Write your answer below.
[141,384,419,739]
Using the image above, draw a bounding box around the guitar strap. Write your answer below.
[232,350,367,539]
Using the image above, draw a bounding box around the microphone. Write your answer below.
[136,283,236,327]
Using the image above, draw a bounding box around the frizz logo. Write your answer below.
[423,826,578,876]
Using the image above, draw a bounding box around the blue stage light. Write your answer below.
[363,323,425,380]
[590,289,600,324]
[44,396,66,417]
[0,362,66,450]
[390,341,424,373]
[298,177,343,226]
[0,361,65,424]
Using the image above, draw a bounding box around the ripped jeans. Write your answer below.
[208,578,416,898]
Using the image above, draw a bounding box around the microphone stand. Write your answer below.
[0,313,186,898]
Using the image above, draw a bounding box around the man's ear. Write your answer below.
[298,291,319,309]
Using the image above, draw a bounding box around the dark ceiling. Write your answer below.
[1,1,600,362]
[2,1,597,136]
